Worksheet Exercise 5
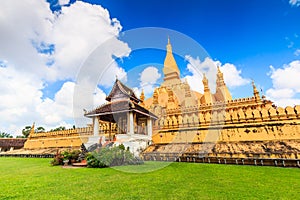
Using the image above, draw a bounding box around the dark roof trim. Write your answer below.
[106,79,140,103]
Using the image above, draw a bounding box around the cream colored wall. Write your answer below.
[24,127,93,149]
[152,105,300,144]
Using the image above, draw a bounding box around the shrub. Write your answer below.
[69,150,81,161]
[86,145,144,168]
[50,151,64,166]
[51,150,81,166]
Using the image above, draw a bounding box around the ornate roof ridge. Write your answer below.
[106,79,140,103]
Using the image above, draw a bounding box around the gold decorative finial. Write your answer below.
[216,66,225,87]
[168,36,170,44]
[252,80,260,101]
[153,88,159,104]
[203,73,209,92]
[140,89,145,101]
[29,122,35,137]
[140,89,145,107]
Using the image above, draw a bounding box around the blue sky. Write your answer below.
[82,0,300,100]
[96,0,300,95]
[1,0,300,135]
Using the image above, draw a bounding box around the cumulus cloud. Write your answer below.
[131,66,161,98]
[37,81,106,128]
[289,0,300,7]
[49,1,129,81]
[184,56,249,93]
[58,0,70,6]
[266,60,300,106]
[0,0,53,78]
[0,1,129,135]
[219,63,250,87]
[0,65,43,124]
[294,49,300,56]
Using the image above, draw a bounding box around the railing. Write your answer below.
[0,154,54,158]
[142,152,300,168]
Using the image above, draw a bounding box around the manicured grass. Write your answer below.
[0,157,299,199]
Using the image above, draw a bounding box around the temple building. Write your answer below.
[11,38,299,160]
[83,79,157,155]
[142,39,299,160]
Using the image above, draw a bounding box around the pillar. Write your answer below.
[93,116,99,136]
[128,112,134,135]
[147,118,153,137]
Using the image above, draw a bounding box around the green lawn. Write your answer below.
[0,158,299,199]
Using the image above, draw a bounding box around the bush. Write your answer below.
[51,149,81,166]
[50,151,64,166]
[86,145,144,168]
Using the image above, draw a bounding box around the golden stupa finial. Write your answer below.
[140,89,145,101]
[29,122,35,137]
[140,89,145,106]
[252,80,260,100]
[166,36,172,52]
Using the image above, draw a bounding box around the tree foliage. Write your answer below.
[22,126,32,138]
[86,145,143,168]
[50,126,66,131]
[35,126,45,133]
[0,132,13,138]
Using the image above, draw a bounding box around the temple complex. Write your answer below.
[14,38,300,160]
[142,39,300,160]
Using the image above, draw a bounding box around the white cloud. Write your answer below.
[184,56,249,93]
[289,0,300,7]
[140,66,161,85]
[266,88,294,99]
[49,1,129,81]
[294,49,300,56]
[138,66,161,96]
[0,1,129,135]
[219,63,250,88]
[37,81,106,127]
[58,0,70,6]
[266,60,300,107]
[0,0,53,78]
[184,56,216,93]
[0,65,43,124]
[268,61,300,92]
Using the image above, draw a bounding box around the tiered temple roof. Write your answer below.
[85,79,157,121]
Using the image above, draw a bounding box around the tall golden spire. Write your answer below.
[163,37,180,83]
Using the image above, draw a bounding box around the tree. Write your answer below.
[35,126,45,133]
[50,126,66,131]
[22,126,32,138]
[0,132,13,138]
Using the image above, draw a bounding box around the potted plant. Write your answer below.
[62,151,71,166]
